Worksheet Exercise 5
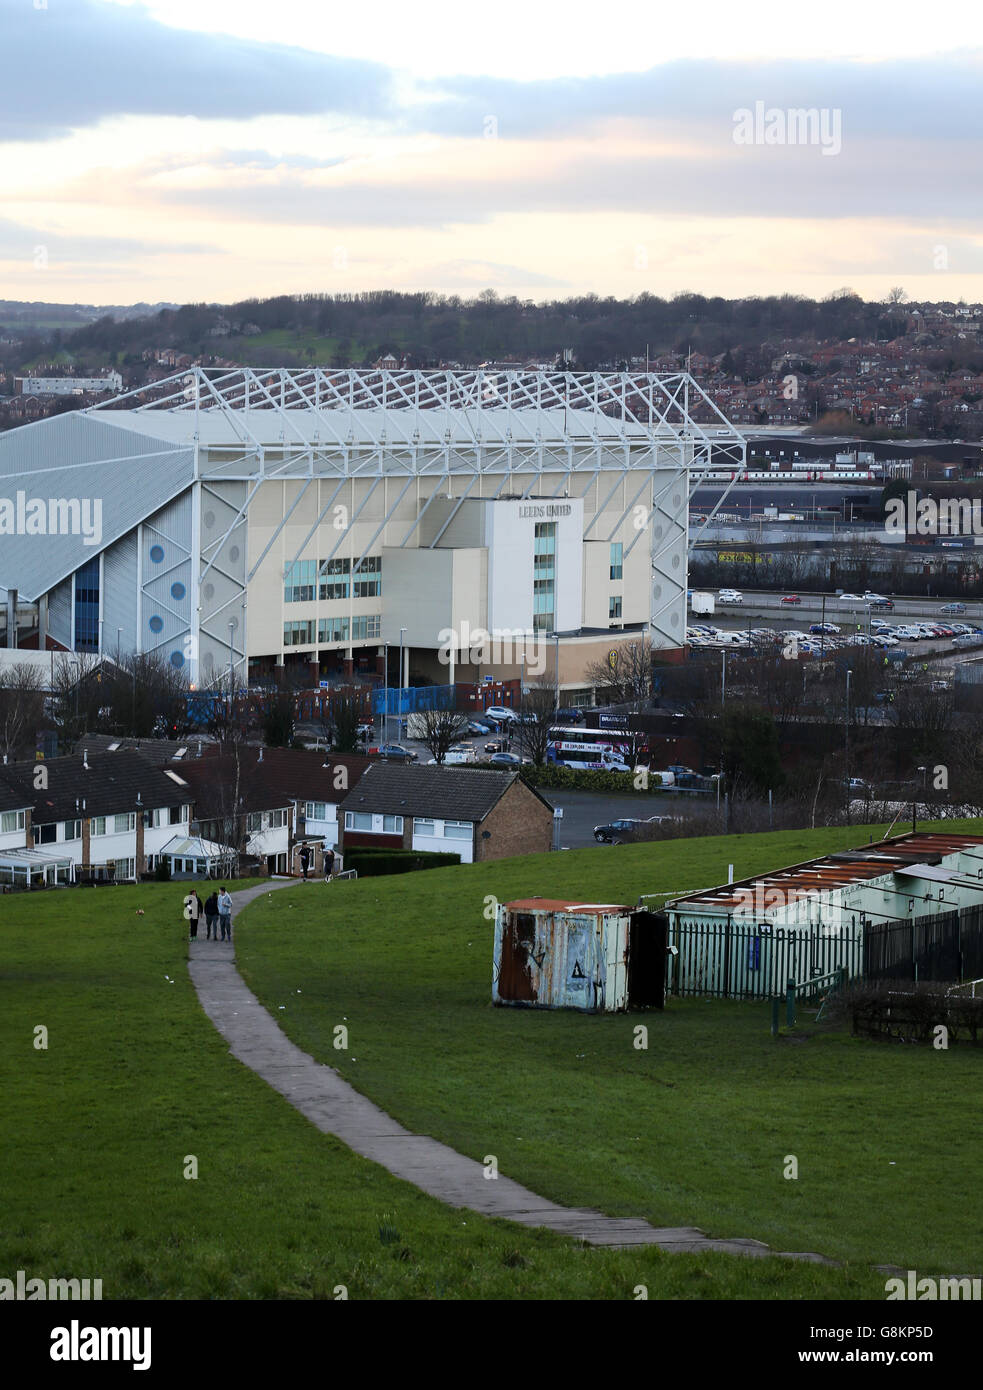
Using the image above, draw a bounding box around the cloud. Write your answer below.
[415,53,983,141]
[0,216,215,262]
[0,0,395,141]
[133,138,983,228]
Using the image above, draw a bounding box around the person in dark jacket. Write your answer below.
[204,890,219,940]
[323,848,335,880]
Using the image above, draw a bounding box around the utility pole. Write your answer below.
[845,667,852,825]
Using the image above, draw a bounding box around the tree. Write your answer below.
[417,707,469,764]
[516,677,560,765]
[583,638,653,711]
[324,692,363,753]
[0,662,45,760]
[263,690,295,747]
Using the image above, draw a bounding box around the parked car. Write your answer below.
[780,594,802,605]
[594,818,646,843]
[377,744,417,761]
[940,603,967,615]
[809,623,840,635]
[483,706,518,723]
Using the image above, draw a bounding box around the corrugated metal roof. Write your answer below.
[506,898,632,914]
[0,412,194,600]
[667,832,983,911]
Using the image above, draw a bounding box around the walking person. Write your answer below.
[218,886,233,942]
[299,845,310,880]
[204,889,219,940]
[323,847,335,881]
[185,889,203,941]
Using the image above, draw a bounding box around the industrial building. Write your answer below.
[665,831,983,998]
[0,368,744,702]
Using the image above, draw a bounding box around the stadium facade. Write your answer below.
[0,369,744,699]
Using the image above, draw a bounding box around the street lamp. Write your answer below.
[845,668,852,824]
[548,631,560,713]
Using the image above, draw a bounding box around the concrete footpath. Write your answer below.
[188,879,834,1259]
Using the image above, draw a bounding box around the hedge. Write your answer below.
[342,848,462,877]
[518,764,670,795]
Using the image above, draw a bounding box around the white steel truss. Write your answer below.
[89,367,746,663]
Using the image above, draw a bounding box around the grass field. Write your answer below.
[1,877,886,1299]
[236,821,983,1282]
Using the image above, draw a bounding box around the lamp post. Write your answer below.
[399,627,407,737]
[228,621,235,726]
[549,631,560,713]
[845,667,852,824]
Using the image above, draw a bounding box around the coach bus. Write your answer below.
[546,725,649,771]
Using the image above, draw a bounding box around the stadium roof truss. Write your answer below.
[86,367,747,658]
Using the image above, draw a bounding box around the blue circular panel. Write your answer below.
[148,615,164,634]
[171,581,186,601]
[170,651,185,668]
[149,544,164,563]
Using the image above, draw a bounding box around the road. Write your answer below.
[547,788,708,850]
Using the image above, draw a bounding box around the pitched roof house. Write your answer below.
[338,763,554,863]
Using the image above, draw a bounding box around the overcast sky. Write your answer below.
[3,0,983,305]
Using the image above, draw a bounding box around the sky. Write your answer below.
[2,0,983,307]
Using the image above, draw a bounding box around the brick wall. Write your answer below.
[476,779,553,861]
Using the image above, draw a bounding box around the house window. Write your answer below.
[610,542,623,581]
[284,559,316,603]
[62,819,81,841]
[270,809,288,829]
[114,813,136,834]
[284,620,315,647]
[170,806,183,825]
[90,817,107,837]
[114,858,135,881]
[609,596,622,620]
[415,817,435,834]
[345,811,373,831]
[1,810,25,834]
[442,820,472,839]
[33,823,57,845]
[246,813,262,834]
[305,801,328,821]
[382,815,403,834]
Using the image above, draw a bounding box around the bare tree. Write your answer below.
[583,637,653,711]
[0,662,46,760]
[418,707,469,764]
[517,676,560,765]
